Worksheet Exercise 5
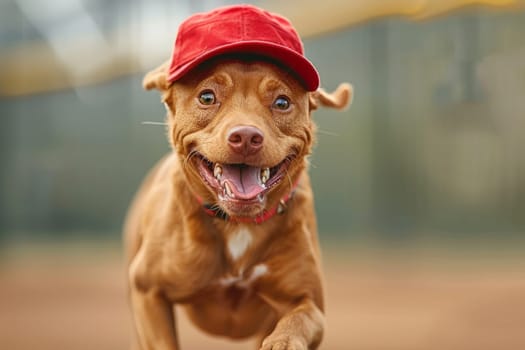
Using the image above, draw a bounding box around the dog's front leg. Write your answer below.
[130,285,179,350]
[260,297,324,350]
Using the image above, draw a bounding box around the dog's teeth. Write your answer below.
[257,194,264,203]
[214,164,222,180]
[260,168,270,184]
[224,182,234,198]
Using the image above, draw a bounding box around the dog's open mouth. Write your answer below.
[195,153,291,204]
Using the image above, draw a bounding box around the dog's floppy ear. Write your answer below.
[309,83,353,111]
[142,60,171,92]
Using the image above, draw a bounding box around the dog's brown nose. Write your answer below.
[227,125,264,156]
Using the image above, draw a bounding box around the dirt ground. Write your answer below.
[1,240,524,350]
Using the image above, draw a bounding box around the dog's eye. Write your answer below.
[272,96,291,111]
[198,90,216,105]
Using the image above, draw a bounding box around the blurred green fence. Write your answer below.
[1,4,524,243]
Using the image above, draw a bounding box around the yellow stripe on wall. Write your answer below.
[1,0,524,96]
[265,0,524,37]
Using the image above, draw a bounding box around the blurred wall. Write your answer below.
[307,9,525,239]
[0,1,524,243]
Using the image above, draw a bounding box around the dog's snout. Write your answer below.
[227,125,264,156]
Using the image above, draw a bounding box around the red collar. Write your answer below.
[196,182,298,225]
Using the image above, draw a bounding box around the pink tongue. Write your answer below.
[221,165,264,199]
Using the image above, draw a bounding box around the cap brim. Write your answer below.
[167,40,320,91]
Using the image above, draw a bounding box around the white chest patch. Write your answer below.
[219,264,269,288]
[250,264,268,281]
[227,227,253,261]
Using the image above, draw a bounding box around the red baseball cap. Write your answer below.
[167,5,320,91]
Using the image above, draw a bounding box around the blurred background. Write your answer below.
[1,0,524,349]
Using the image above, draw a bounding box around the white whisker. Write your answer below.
[317,129,339,137]
[141,121,168,126]
[184,149,200,170]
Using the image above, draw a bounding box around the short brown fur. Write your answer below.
[125,57,352,350]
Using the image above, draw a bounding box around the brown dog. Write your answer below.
[124,5,352,350]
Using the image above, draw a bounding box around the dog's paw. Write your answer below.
[260,334,306,350]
